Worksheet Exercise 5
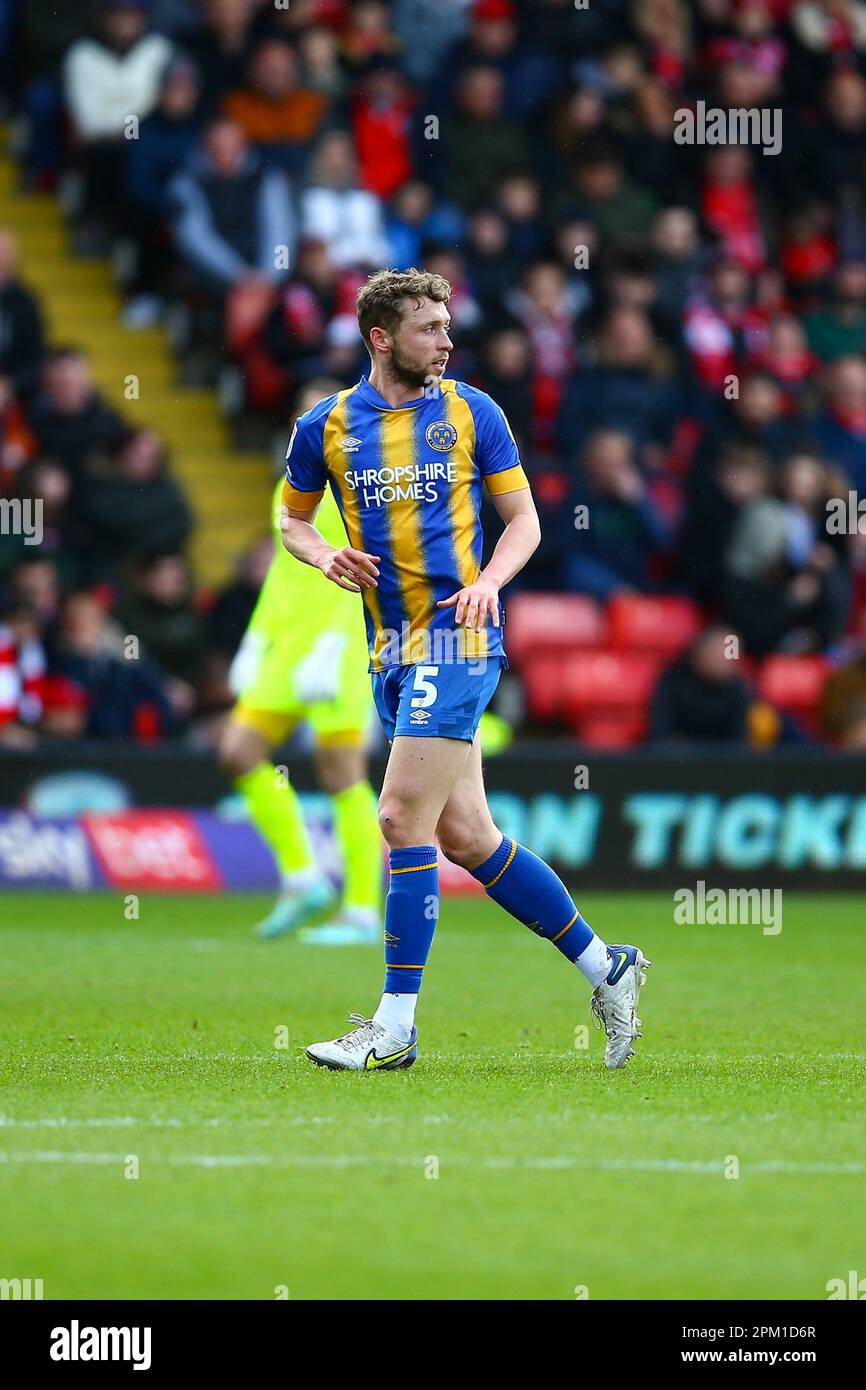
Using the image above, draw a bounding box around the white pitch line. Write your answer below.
[0,1116,329,1130]
[0,1114,450,1130]
[0,1151,863,1175]
[0,1109,846,1129]
[10,1050,866,1064]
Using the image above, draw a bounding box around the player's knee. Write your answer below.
[377,798,403,846]
[438,828,479,869]
[437,811,480,867]
[378,795,428,849]
[316,745,364,795]
[438,814,501,869]
[218,721,260,780]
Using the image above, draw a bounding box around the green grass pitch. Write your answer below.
[1,890,864,1301]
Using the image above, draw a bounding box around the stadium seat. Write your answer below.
[521,651,571,724]
[757,655,829,733]
[577,710,648,749]
[607,594,703,656]
[561,650,664,734]
[506,593,607,668]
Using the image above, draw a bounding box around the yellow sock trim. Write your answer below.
[483,838,517,889]
[551,910,579,944]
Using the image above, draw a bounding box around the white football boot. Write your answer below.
[255,876,336,940]
[590,945,651,1069]
[305,1013,418,1071]
[298,906,380,947]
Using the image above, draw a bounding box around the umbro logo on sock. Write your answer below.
[384,930,400,943]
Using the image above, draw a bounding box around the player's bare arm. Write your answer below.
[437,487,541,630]
[281,503,381,593]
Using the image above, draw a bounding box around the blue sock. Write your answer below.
[383,845,439,995]
[469,836,597,965]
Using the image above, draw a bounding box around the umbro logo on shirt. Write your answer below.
[340,436,363,453]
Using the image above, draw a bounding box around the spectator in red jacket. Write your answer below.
[700,146,769,275]
[351,58,415,199]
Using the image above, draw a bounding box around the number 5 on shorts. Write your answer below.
[410,665,439,708]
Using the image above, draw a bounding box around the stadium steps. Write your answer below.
[0,148,274,587]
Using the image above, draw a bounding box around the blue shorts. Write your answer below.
[371,658,504,742]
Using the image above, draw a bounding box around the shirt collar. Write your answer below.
[356,374,445,411]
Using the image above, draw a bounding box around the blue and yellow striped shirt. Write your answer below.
[282,374,529,671]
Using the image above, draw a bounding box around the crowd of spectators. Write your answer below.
[4,0,866,748]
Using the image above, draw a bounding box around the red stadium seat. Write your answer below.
[506,593,607,668]
[562,650,664,724]
[607,594,703,656]
[577,710,648,749]
[757,655,829,731]
[521,651,570,723]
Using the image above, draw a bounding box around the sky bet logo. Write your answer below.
[344,460,458,508]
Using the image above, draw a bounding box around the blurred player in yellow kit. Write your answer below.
[218,380,383,945]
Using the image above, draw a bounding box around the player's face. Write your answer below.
[389,297,453,388]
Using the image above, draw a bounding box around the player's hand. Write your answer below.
[319,546,381,592]
[437,578,500,630]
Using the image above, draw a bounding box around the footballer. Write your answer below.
[280,268,651,1070]
[219,380,382,946]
